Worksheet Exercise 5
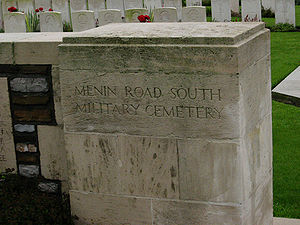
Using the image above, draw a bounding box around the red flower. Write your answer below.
[138,15,146,22]
[145,15,150,20]
[39,7,43,11]
[49,8,53,11]
[8,7,12,12]
[12,7,17,12]
[35,8,39,12]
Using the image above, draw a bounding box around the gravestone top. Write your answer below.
[63,22,265,45]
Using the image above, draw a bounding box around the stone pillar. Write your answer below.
[242,0,262,22]
[59,22,272,225]
[0,78,17,173]
[275,0,295,27]
[211,0,231,22]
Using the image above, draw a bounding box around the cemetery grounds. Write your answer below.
[0,6,299,225]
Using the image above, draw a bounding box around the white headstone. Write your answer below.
[163,0,182,20]
[211,0,231,22]
[2,0,17,15]
[40,11,63,32]
[124,0,143,10]
[70,0,87,12]
[88,0,105,19]
[125,8,148,22]
[242,0,261,22]
[262,0,275,12]
[0,0,3,30]
[275,0,295,27]
[106,0,125,17]
[186,0,202,6]
[153,7,177,22]
[52,0,70,22]
[182,6,206,22]
[4,12,26,32]
[144,0,161,10]
[98,9,122,26]
[17,0,34,13]
[72,10,95,32]
[34,0,51,10]
[230,0,239,14]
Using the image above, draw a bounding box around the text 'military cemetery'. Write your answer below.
[59,22,272,224]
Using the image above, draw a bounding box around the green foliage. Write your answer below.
[25,11,40,32]
[268,23,296,32]
[206,6,211,17]
[261,6,275,18]
[0,173,74,224]
[202,0,211,6]
[63,21,73,32]
[0,29,4,33]
[296,0,300,5]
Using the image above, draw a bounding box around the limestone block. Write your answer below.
[17,0,34,13]
[34,0,51,10]
[71,10,95,32]
[4,12,26,33]
[0,43,13,64]
[275,0,295,27]
[14,124,35,133]
[52,0,70,22]
[0,0,3,30]
[10,77,48,92]
[65,133,179,199]
[51,66,63,125]
[106,0,125,17]
[19,164,39,177]
[262,0,275,12]
[88,0,105,19]
[231,0,239,14]
[153,7,177,22]
[241,0,261,22]
[98,9,122,26]
[186,0,202,6]
[152,199,243,225]
[211,0,231,22]
[1,0,17,15]
[38,125,67,181]
[40,11,63,32]
[70,190,152,225]
[163,0,182,20]
[144,0,161,10]
[0,78,17,172]
[124,0,143,10]
[178,140,242,203]
[125,8,148,22]
[182,6,206,22]
[70,0,87,12]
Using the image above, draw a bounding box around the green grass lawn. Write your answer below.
[272,101,300,218]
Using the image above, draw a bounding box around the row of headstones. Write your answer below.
[0,0,297,32]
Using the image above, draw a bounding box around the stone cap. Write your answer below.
[62,22,266,45]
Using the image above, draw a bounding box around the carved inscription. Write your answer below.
[73,85,223,120]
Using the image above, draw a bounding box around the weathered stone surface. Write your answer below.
[186,0,202,6]
[52,0,70,22]
[182,6,206,22]
[153,7,177,22]
[51,66,63,125]
[164,0,182,20]
[124,0,143,10]
[16,143,37,152]
[14,124,35,133]
[40,12,63,32]
[70,190,152,225]
[0,78,17,172]
[275,0,296,26]
[71,10,95,32]
[106,0,124,16]
[262,0,275,12]
[98,9,122,26]
[0,42,13,64]
[11,95,50,105]
[230,0,239,14]
[10,77,48,92]
[1,0,17,16]
[38,182,59,193]
[241,0,261,22]
[13,108,52,122]
[38,125,67,181]
[70,0,87,12]
[65,133,179,198]
[178,140,242,203]
[4,12,26,33]
[144,0,162,10]
[19,164,39,177]
[34,0,51,10]
[125,8,148,22]
[88,0,105,19]
[211,0,231,22]
[152,199,243,225]
[17,0,34,13]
